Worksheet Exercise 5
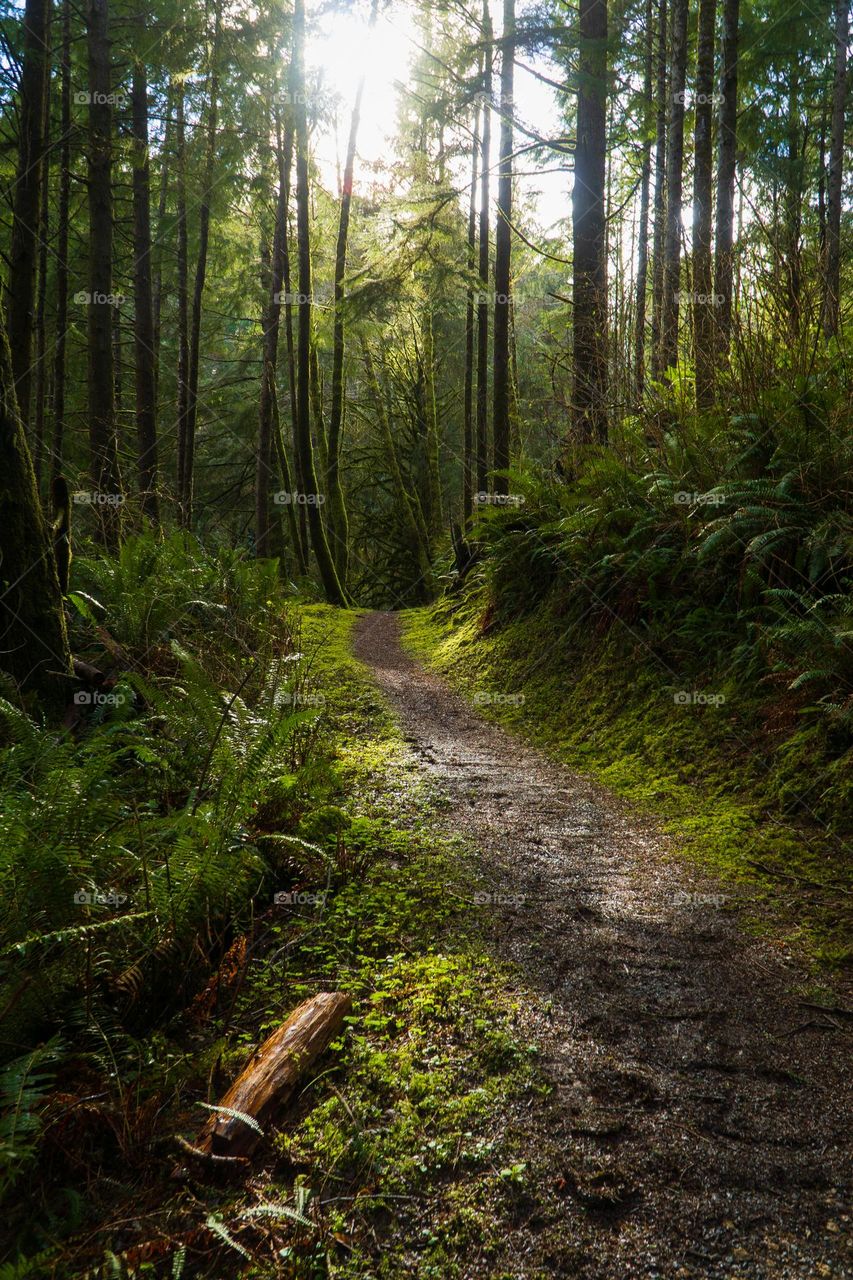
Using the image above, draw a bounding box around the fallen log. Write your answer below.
[193,991,352,1159]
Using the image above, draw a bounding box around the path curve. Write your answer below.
[353,610,851,1280]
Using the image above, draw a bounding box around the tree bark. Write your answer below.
[86,0,122,546]
[476,0,492,492]
[33,86,51,491]
[193,992,352,1160]
[821,0,848,338]
[131,40,159,523]
[174,81,189,519]
[650,0,668,378]
[51,0,72,485]
[713,0,739,359]
[0,315,71,707]
[492,0,515,492]
[7,0,51,435]
[464,85,480,525]
[255,112,294,562]
[660,0,687,373]
[178,0,222,528]
[293,0,348,605]
[633,0,654,399]
[692,0,716,407]
[571,0,608,443]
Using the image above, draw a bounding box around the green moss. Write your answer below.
[402,599,851,972]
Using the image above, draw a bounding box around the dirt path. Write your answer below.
[353,611,851,1280]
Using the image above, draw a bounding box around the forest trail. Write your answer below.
[353,610,852,1279]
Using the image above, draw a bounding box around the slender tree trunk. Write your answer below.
[571,0,608,444]
[256,113,294,562]
[821,0,848,338]
[277,126,309,568]
[476,0,492,492]
[713,0,739,358]
[152,84,171,411]
[784,67,802,343]
[0,314,71,706]
[7,0,51,434]
[634,0,654,399]
[650,0,668,377]
[51,0,71,484]
[178,0,222,528]
[464,88,480,525]
[33,95,50,490]
[692,0,716,407]
[293,0,348,605]
[492,0,515,493]
[660,0,687,373]
[132,42,159,523]
[86,0,122,546]
[174,82,189,519]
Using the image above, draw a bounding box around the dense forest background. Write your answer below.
[0,0,850,1270]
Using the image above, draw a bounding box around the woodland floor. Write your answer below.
[351,610,852,1280]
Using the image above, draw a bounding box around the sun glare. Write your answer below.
[309,3,417,194]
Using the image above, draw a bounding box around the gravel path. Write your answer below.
[353,610,852,1280]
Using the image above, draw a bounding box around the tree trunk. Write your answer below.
[713,0,739,358]
[325,0,378,584]
[192,993,352,1160]
[293,0,348,606]
[178,0,222,528]
[463,87,480,524]
[276,125,309,571]
[0,315,71,707]
[571,0,608,444]
[476,0,492,492]
[51,0,72,485]
[131,42,159,523]
[821,0,848,339]
[152,84,171,417]
[174,81,189,518]
[660,0,687,373]
[692,0,716,407]
[784,66,802,344]
[492,0,515,493]
[33,89,51,491]
[650,0,668,378]
[86,0,122,546]
[256,113,294,562]
[633,0,654,400]
[7,0,50,435]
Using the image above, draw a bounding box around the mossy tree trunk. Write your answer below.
[0,317,71,707]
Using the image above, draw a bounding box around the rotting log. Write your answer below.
[193,991,351,1160]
